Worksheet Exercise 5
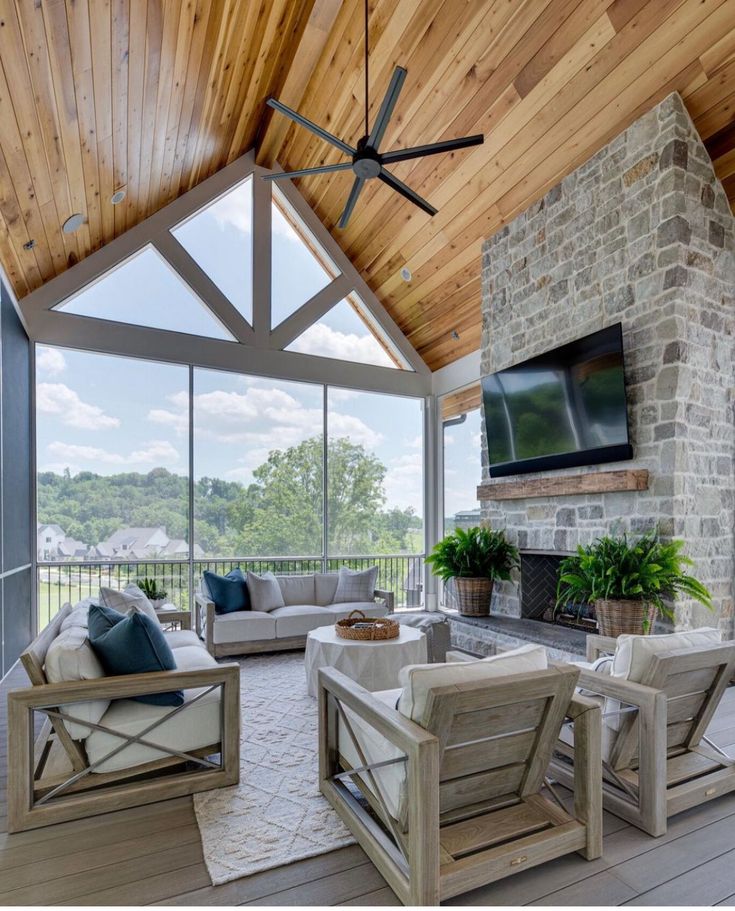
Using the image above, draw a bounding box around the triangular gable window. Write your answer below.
[285,294,408,370]
[271,188,339,328]
[53,246,236,341]
[171,177,253,324]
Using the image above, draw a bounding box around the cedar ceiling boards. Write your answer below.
[0,0,734,371]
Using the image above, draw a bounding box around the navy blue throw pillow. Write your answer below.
[87,602,126,638]
[88,604,183,707]
[203,568,250,614]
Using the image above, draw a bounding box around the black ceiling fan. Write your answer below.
[262,0,484,229]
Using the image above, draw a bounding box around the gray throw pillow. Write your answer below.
[333,566,379,604]
[99,584,161,626]
[246,571,285,612]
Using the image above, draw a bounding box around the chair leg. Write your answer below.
[637,691,668,836]
[573,701,603,859]
[407,740,441,905]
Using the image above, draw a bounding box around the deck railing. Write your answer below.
[36,554,425,629]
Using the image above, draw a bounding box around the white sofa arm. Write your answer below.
[374,588,395,612]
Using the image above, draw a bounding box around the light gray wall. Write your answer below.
[480,93,735,634]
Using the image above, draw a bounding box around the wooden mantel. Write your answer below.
[477,469,649,501]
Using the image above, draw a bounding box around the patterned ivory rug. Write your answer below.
[193,652,355,885]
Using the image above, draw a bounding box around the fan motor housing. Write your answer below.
[353,147,381,179]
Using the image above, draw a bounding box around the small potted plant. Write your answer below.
[427,526,519,617]
[556,530,712,636]
[136,577,168,609]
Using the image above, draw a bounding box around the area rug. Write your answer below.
[193,652,355,885]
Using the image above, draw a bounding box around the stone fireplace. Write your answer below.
[479,93,735,636]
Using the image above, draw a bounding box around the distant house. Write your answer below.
[37,523,88,561]
[446,508,482,532]
[93,527,203,561]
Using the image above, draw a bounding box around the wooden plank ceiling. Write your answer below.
[0,0,734,371]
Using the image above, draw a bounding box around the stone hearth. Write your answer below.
[480,93,735,636]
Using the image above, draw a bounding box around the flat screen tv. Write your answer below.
[482,323,632,477]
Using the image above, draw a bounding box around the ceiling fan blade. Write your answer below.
[263,162,353,181]
[266,98,355,156]
[380,134,484,164]
[367,66,407,151]
[379,169,437,217]
[338,177,366,229]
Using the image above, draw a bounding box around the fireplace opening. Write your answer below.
[520,552,597,633]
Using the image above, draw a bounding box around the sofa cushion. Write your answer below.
[611,627,722,683]
[333,566,379,604]
[315,573,340,606]
[326,602,388,621]
[277,574,316,606]
[60,598,98,632]
[99,585,161,626]
[397,643,548,723]
[202,568,249,614]
[212,610,276,644]
[88,605,183,707]
[165,629,207,650]
[44,627,110,741]
[85,644,221,773]
[246,571,285,612]
[271,605,330,638]
[338,687,406,821]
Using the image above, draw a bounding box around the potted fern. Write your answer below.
[427,527,519,617]
[556,530,712,636]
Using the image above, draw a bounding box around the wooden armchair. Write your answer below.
[7,604,240,833]
[550,635,735,836]
[318,663,602,905]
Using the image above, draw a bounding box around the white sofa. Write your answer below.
[8,599,240,832]
[195,572,393,657]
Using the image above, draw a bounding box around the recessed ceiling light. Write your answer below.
[111,189,126,205]
[62,213,85,234]
[22,239,36,250]
[451,329,460,341]
[400,266,412,282]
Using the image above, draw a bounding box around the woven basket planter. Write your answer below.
[594,599,657,637]
[454,577,494,617]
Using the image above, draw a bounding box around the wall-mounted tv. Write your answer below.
[482,323,632,477]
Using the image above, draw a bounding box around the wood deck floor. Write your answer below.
[2,661,735,906]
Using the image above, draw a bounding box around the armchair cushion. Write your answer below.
[202,568,249,615]
[85,644,222,773]
[338,687,406,820]
[88,605,183,707]
[333,566,379,604]
[397,643,548,723]
[44,627,111,741]
[612,627,722,683]
[246,571,285,612]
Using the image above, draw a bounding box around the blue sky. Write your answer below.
[36,346,423,513]
[39,177,423,513]
[443,408,482,521]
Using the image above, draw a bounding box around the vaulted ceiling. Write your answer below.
[0,0,734,371]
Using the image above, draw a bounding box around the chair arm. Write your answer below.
[374,589,395,612]
[318,666,436,757]
[194,592,216,653]
[576,668,661,710]
[586,634,618,662]
[8,663,240,708]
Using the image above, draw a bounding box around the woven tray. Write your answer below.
[335,609,399,641]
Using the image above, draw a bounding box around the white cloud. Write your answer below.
[384,452,423,511]
[289,322,394,369]
[37,347,66,376]
[47,439,180,467]
[149,385,382,451]
[37,383,120,430]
